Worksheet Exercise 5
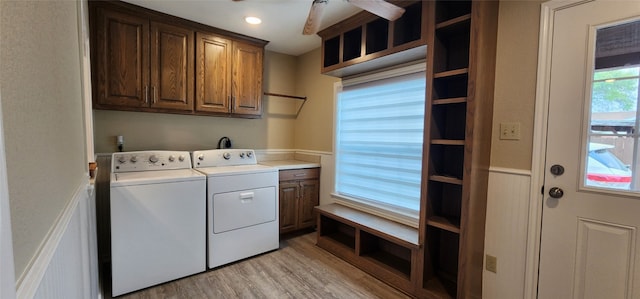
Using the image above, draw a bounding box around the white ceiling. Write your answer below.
[123,0,363,56]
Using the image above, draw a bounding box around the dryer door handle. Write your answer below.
[239,192,254,203]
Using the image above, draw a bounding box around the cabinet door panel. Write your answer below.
[196,33,231,113]
[298,179,320,229]
[150,22,194,111]
[232,42,263,116]
[95,8,149,107]
[279,182,299,233]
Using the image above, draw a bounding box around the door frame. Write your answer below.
[527,0,595,298]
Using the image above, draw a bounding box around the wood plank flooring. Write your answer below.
[106,232,411,299]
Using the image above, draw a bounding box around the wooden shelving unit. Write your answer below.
[318,1,427,78]
[419,0,498,298]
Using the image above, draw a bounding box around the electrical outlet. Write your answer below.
[500,122,521,140]
[486,254,497,273]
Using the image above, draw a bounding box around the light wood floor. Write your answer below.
[106,232,411,299]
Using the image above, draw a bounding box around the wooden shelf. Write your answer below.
[433,97,467,105]
[436,14,471,30]
[431,139,465,146]
[434,68,469,78]
[429,175,463,185]
[427,216,461,234]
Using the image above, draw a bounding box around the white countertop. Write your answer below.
[259,160,320,170]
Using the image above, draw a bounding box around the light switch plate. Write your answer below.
[486,254,497,273]
[500,122,521,140]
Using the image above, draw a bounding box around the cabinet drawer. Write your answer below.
[279,168,319,181]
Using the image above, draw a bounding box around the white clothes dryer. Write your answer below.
[192,149,279,268]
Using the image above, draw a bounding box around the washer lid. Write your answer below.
[111,169,205,186]
[194,164,276,177]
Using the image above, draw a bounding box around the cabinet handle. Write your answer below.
[144,86,148,104]
[294,174,306,177]
[152,86,157,104]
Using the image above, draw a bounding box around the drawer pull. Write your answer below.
[294,174,306,177]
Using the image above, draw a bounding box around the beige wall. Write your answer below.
[93,51,298,153]
[1,1,87,278]
[293,48,340,152]
[490,0,542,170]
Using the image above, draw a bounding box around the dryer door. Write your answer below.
[212,186,277,234]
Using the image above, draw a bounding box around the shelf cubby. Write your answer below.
[431,102,467,140]
[323,36,340,68]
[432,72,469,100]
[366,19,389,55]
[424,227,460,298]
[427,181,462,232]
[343,27,363,62]
[435,0,472,24]
[434,19,471,73]
[393,1,423,47]
[319,214,356,250]
[429,143,464,179]
[360,230,412,278]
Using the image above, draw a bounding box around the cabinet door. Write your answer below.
[231,42,263,116]
[150,22,194,111]
[94,7,149,108]
[195,32,231,113]
[298,179,320,229]
[279,181,299,233]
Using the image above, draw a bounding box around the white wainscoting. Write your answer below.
[483,167,532,299]
[17,182,99,299]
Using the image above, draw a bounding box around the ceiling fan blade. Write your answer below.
[347,0,405,21]
[303,0,328,35]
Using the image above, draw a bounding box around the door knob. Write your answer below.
[549,187,564,199]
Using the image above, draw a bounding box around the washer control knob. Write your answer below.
[246,151,253,158]
[149,155,159,163]
[198,154,204,161]
[223,152,231,160]
[168,155,175,162]
[117,156,126,164]
[239,152,246,158]
[179,155,186,162]
[130,156,138,163]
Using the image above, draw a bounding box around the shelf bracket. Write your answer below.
[263,92,308,117]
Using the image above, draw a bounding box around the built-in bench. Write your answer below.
[315,204,420,296]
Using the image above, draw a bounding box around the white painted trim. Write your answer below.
[0,90,17,299]
[342,61,426,86]
[15,182,90,299]
[488,167,532,177]
[528,1,594,298]
[77,0,95,164]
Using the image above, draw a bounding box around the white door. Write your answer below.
[538,1,640,298]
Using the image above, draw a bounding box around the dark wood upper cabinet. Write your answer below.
[150,21,194,111]
[195,32,232,114]
[93,7,149,108]
[89,1,267,118]
[232,42,263,116]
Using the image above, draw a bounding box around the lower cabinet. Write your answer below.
[279,168,320,234]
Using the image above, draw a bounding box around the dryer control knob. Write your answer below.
[239,152,246,158]
[168,155,175,162]
[179,155,185,162]
[117,156,126,164]
[198,154,204,161]
[223,152,231,160]
[246,151,253,158]
[149,155,159,163]
[130,156,138,163]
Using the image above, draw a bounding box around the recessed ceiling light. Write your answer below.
[245,16,262,25]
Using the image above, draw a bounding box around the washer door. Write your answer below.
[212,186,276,234]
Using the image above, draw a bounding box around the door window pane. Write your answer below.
[586,19,640,191]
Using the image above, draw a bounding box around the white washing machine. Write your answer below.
[192,149,279,268]
[110,151,206,297]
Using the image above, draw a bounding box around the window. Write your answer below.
[334,65,426,221]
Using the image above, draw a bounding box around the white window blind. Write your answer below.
[335,70,426,214]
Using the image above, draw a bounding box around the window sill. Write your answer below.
[331,193,419,228]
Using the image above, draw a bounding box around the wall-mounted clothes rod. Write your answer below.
[263,92,308,117]
[263,92,307,100]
